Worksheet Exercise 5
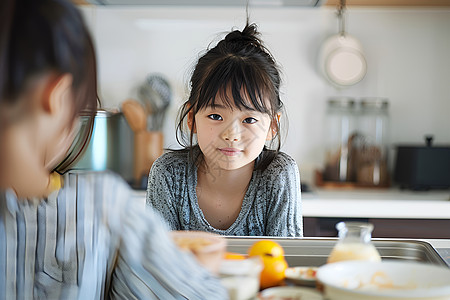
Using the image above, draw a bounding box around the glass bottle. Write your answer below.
[327,221,381,264]
[355,98,390,186]
[323,97,357,182]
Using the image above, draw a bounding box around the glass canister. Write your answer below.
[323,97,358,182]
[327,221,381,264]
[355,98,390,186]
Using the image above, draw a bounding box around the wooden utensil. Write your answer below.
[121,99,147,132]
[133,131,163,186]
[121,98,163,187]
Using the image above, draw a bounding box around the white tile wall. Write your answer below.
[80,5,450,184]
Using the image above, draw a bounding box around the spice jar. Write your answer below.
[327,221,381,264]
[323,97,357,182]
[355,98,389,186]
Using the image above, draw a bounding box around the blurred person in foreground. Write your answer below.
[0,0,228,299]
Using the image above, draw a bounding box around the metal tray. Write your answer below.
[225,237,448,267]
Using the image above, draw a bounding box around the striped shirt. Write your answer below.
[0,171,228,300]
[146,151,303,237]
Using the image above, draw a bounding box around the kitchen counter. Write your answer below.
[426,239,450,267]
[132,188,450,265]
[136,188,450,219]
[303,188,450,219]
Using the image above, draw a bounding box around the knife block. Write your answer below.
[133,131,163,187]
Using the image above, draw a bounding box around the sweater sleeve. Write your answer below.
[146,154,181,230]
[264,154,303,237]
[86,172,229,300]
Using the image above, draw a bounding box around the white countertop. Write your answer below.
[135,187,450,219]
[427,239,450,249]
[302,188,450,219]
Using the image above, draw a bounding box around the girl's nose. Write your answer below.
[222,121,241,142]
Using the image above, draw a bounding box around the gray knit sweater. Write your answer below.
[146,150,303,237]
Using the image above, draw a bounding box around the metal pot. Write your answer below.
[71,110,135,184]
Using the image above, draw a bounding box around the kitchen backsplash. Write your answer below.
[80,6,450,185]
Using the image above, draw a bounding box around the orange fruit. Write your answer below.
[224,252,246,260]
[259,256,288,289]
[248,240,285,258]
[248,240,288,289]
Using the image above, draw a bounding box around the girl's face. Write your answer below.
[38,74,78,171]
[43,115,78,170]
[193,93,274,172]
[0,73,78,198]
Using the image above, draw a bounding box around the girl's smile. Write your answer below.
[218,147,242,156]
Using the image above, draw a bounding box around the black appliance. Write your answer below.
[394,136,450,190]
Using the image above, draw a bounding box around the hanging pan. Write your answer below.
[318,0,367,87]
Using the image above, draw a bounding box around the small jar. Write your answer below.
[355,98,390,186]
[323,97,358,182]
[327,221,381,264]
[219,257,263,300]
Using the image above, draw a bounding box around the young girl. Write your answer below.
[0,0,227,299]
[147,22,303,237]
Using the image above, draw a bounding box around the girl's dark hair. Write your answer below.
[0,0,98,173]
[176,22,284,171]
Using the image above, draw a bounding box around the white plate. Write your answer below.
[259,286,323,300]
[285,266,318,287]
[316,260,450,300]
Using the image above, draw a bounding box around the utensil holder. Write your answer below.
[133,131,163,186]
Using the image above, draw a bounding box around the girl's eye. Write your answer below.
[243,117,257,124]
[207,114,223,121]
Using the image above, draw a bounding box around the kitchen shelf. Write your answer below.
[73,0,450,6]
[325,0,450,6]
[303,187,450,202]
[303,188,450,219]
[303,188,450,238]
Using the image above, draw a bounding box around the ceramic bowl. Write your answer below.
[316,260,450,300]
[285,266,318,287]
[259,286,323,300]
[171,230,226,274]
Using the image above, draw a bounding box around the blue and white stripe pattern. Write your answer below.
[0,171,227,300]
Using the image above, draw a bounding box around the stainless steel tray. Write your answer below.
[225,237,448,267]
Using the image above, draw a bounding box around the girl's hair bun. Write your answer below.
[224,23,263,50]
